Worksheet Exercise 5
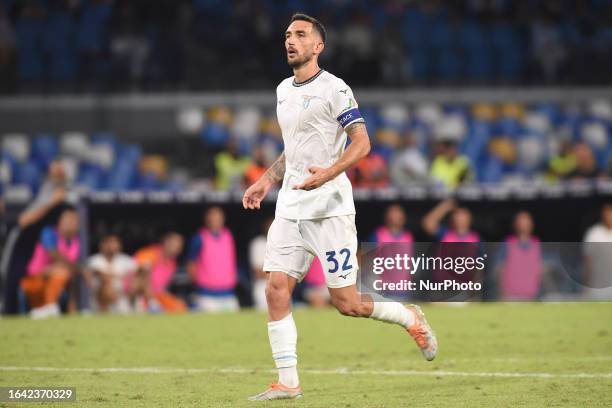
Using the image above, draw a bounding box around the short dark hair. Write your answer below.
[290,13,326,43]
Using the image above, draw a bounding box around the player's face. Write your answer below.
[101,236,121,255]
[514,212,533,235]
[163,234,184,258]
[48,160,66,182]
[58,211,79,237]
[452,208,471,232]
[206,208,225,231]
[284,20,322,68]
[385,205,406,229]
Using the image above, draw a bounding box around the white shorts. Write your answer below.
[263,215,358,289]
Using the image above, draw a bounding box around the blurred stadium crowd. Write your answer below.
[2,99,612,195]
[0,0,612,92]
[199,100,612,192]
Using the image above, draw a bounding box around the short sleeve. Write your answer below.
[368,231,378,243]
[133,247,156,269]
[116,254,138,275]
[187,235,202,261]
[329,80,365,129]
[87,254,106,271]
[40,227,58,251]
[495,242,508,266]
[435,226,447,241]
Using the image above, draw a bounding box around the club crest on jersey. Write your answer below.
[302,95,316,109]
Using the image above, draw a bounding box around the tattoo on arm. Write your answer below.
[263,152,286,183]
[345,121,366,136]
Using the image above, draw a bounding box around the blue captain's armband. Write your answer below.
[336,108,364,128]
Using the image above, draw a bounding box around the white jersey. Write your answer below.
[275,70,364,220]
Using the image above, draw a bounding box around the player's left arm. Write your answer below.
[294,122,370,191]
[328,121,371,177]
[293,122,370,190]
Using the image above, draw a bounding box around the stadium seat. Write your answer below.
[1,133,30,162]
[380,103,410,131]
[201,122,231,148]
[15,18,44,82]
[16,160,42,192]
[491,23,523,81]
[403,8,430,81]
[0,152,14,184]
[430,19,460,81]
[31,134,59,169]
[459,21,492,80]
[480,156,504,183]
[43,10,77,82]
[76,1,113,53]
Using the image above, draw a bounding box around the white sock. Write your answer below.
[268,313,299,388]
[370,301,416,328]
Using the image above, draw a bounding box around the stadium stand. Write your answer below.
[1,100,611,195]
[1,0,612,92]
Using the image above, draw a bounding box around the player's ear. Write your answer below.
[314,40,324,55]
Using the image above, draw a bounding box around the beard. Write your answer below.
[287,52,312,69]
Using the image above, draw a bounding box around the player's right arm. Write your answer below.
[18,187,65,228]
[242,151,285,210]
[422,198,456,236]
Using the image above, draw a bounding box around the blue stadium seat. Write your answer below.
[138,172,161,191]
[107,159,137,191]
[459,21,492,80]
[491,23,523,81]
[534,103,561,126]
[403,8,430,81]
[1,151,18,183]
[430,19,460,80]
[461,120,491,164]
[31,134,59,169]
[44,10,77,82]
[76,0,113,53]
[91,132,120,157]
[480,157,504,183]
[201,122,230,148]
[495,118,523,139]
[77,165,103,190]
[16,160,42,192]
[15,18,44,82]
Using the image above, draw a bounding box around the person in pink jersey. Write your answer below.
[422,199,482,298]
[498,211,542,300]
[369,204,415,299]
[22,208,80,319]
[187,207,239,312]
[422,199,480,243]
[370,204,414,244]
[132,232,186,313]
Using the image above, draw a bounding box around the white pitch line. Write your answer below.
[1,366,611,379]
[444,356,612,363]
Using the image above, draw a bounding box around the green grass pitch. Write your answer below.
[1,303,611,407]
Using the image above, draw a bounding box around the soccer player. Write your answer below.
[243,13,437,401]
